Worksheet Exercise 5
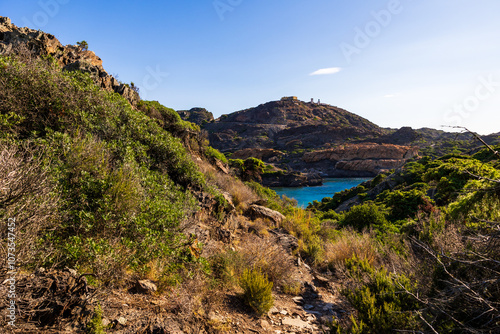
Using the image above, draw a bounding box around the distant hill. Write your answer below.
[201,97,385,152]
[192,98,416,178]
[185,98,500,179]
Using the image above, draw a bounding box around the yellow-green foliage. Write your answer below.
[239,269,274,315]
[87,303,106,334]
[282,280,302,295]
[448,189,500,225]
[205,146,228,164]
[339,257,420,333]
[324,229,379,269]
[245,181,296,213]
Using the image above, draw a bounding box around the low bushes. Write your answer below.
[239,269,274,315]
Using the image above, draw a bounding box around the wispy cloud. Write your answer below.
[383,94,397,98]
[310,67,342,76]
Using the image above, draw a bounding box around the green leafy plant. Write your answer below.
[341,203,388,232]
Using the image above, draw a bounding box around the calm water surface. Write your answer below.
[271,178,372,208]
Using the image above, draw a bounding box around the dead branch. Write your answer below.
[444,126,500,160]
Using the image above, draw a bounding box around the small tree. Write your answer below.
[77,40,88,51]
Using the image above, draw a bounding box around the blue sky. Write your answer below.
[2,0,500,134]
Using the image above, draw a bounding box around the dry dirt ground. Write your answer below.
[0,258,353,333]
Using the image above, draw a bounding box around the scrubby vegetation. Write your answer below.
[0,53,217,291]
[1,44,499,333]
[308,148,500,333]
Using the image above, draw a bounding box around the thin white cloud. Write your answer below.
[310,67,342,76]
[383,94,397,98]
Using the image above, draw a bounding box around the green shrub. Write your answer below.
[380,189,434,221]
[341,203,388,232]
[302,234,324,265]
[338,257,420,333]
[77,40,89,51]
[205,146,228,164]
[239,269,274,315]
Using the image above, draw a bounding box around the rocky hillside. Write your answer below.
[301,143,419,176]
[203,97,385,152]
[0,16,139,106]
[190,99,500,181]
[1,17,498,334]
[197,97,421,179]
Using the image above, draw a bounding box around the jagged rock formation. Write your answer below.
[0,16,139,106]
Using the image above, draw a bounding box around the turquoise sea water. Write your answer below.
[271,178,372,208]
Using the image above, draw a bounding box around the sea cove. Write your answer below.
[271,177,372,208]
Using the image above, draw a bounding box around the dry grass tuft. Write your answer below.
[195,157,258,208]
[238,235,296,287]
[324,228,380,270]
[0,144,59,267]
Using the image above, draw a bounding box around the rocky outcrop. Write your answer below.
[261,171,322,187]
[177,107,214,125]
[231,148,285,161]
[302,143,418,162]
[246,204,285,224]
[0,16,139,106]
[204,98,385,153]
[302,143,419,175]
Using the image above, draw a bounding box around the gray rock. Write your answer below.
[116,316,127,326]
[134,279,158,294]
[282,317,312,329]
[270,228,299,253]
[246,205,285,224]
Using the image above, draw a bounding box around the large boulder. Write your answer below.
[246,204,285,224]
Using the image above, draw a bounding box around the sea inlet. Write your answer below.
[271,177,372,208]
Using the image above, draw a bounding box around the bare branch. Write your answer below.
[443,126,500,160]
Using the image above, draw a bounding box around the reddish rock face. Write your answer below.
[302,143,419,174]
[302,143,418,163]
